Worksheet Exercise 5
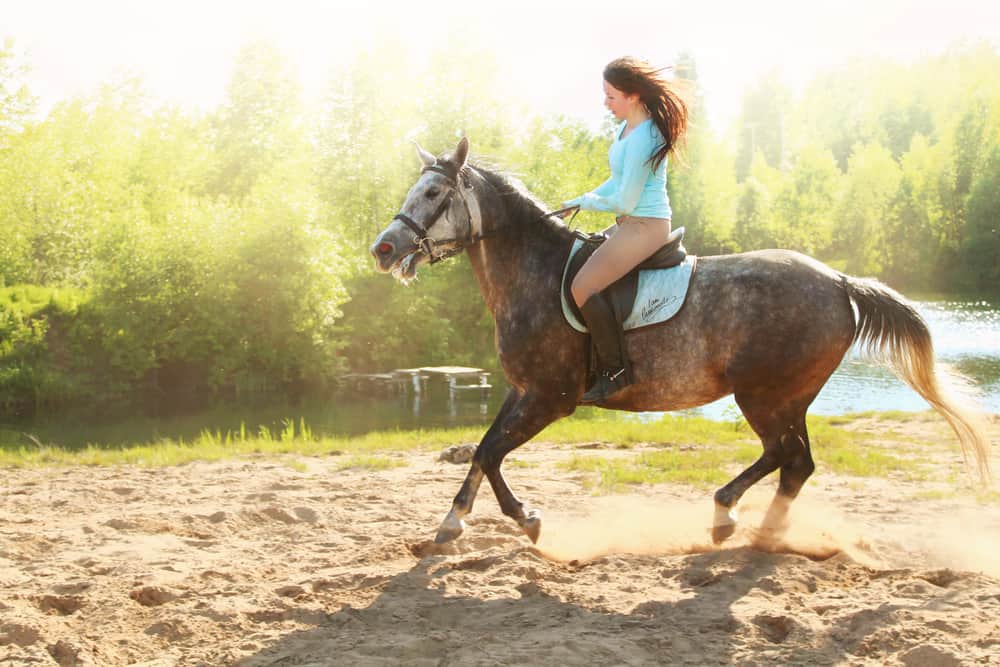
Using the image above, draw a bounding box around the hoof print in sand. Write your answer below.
[36,594,85,616]
[130,585,178,607]
[753,613,795,643]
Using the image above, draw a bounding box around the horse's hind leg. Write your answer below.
[712,397,812,543]
[762,416,815,534]
[711,446,781,543]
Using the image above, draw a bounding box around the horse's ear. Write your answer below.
[413,141,436,167]
[454,136,469,169]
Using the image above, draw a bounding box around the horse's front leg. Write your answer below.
[435,389,570,544]
[435,390,519,543]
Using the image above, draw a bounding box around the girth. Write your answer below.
[562,226,687,331]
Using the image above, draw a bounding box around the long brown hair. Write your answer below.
[603,56,690,171]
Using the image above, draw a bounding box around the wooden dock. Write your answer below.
[339,366,493,415]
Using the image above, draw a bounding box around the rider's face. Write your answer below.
[603,80,638,121]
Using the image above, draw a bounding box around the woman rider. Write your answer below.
[563,56,690,404]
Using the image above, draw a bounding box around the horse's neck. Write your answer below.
[465,216,568,321]
[460,167,573,323]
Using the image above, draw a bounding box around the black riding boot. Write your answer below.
[580,293,632,404]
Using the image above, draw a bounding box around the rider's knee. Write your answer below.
[571,276,596,308]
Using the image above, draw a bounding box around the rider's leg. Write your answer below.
[570,216,671,307]
[571,216,671,404]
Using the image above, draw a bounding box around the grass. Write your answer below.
[0,418,488,468]
[820,443,928,478]
[538,412,753,448]
[0,411,962,487]
[826,409,935,425]
[0,411,753,468]
[911,488,957,501]
[976,490,1000,504]
[911,487,1000,504]
[335,455,407,471]
[558,413,938,493]
[561,443,761,490]
[0,285,89,317]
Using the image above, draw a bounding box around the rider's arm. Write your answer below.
[591,178,616,197]
[564,130,653,215]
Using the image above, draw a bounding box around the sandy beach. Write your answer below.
[2,415,998,666]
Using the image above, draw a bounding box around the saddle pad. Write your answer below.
[560,238,696,333]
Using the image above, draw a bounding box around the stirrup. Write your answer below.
[581,367,630,404]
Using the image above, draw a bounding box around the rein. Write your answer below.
[391,164,581,265]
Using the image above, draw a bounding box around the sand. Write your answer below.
[1,418,999,666]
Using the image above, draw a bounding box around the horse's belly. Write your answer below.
[606,372,732,412]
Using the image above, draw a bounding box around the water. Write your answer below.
[693,299,1000,420]
[5,300,999,448]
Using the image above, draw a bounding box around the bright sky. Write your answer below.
[5,0,999,134]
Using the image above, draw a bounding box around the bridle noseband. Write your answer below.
[391,164,480,264]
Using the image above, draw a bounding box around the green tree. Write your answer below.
[833,142,901,274]
[208,40,303,200]
[960,147,1000,291]
[315,41,424,260]
[733,176,773,251]
[0,40,38,284]
[734,72,789,180]
[771,144,841,255]
[0,38,34,139]
[0,78,151,287]
[670,53,738,254]
[882,134,946,288]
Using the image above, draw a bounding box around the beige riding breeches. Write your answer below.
[570,216,672,307]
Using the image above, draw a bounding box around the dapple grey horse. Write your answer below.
[371,137,990,545]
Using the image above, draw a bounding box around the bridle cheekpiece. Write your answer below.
[391,163,479,265]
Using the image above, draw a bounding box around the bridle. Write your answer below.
[391,164,481,265]
[391,162,581,265]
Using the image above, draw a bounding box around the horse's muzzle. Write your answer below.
[370,225,409,273]
[370,239,396,272]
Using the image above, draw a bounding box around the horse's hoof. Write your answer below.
[434,513,466,544]
[712,503,738,544]
[434,524,464,544]
[711,523,736,544]
[520,510,542,544]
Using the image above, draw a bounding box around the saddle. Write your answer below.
[562,226,687,331]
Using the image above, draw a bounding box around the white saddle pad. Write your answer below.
[560,238,697,333]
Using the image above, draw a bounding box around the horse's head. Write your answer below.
[370,137,481,283]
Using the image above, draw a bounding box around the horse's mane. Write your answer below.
[447,157,574,239]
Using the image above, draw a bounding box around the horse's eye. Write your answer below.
[425,188,440,199]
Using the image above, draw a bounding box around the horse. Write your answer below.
[370,136,991,546]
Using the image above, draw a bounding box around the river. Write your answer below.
[5,299,998,448]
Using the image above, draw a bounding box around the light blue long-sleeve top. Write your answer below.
[565,119,671,219]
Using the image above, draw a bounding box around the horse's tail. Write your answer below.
[840,275,992,485]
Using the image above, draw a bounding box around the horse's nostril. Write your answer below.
[377,242,393,256]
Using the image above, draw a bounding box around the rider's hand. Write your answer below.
[559,204,580,219]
